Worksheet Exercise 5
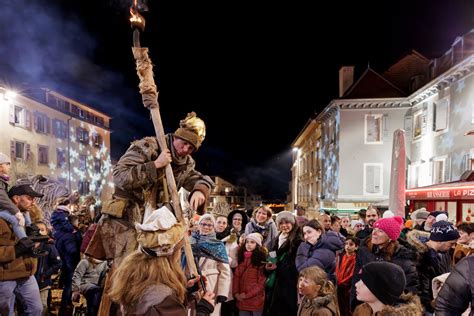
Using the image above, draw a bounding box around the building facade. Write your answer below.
[0,87,113,201]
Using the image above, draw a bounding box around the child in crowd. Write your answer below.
[33,221,62,315]
[0,152,32,239]
[233,233,267,316]
[353,261,422,315]
[336,235,359,316]
[297,266,339,316]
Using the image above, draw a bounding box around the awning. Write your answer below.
[406,181,474,200]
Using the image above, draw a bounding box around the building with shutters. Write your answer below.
[290,29,474,216]
[0,86,113,201]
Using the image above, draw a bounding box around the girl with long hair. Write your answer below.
[233,233,267,316]
[297,266,340,316]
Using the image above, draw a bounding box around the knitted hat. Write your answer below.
[173,112,206,150]
[429,221,460,242]
[411,208,429,220]
[351,220,364,229]
[0,152,11,164]
[276,211,296,226]
[382,210,394,218]
[245,233,263,246]
[135,205,185,257]
[360,261,406,305]
[435,213,448,222]
[372,216,404,241]
[428,211,447,219]
[198,213,216,225]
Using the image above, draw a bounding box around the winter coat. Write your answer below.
[350,238,418,311]
[336,252,356,316]
[52,208,81,271]
[124,284,214,316]
[72,258,108,294]
[452,242,474,265]
[353,293,422,316]
[222,234,239,269]
[245,218,278,249]
[266,229,303,316]
[435,255,474,316]
[0,176,20,215]
[0,218,37,280]
[197,256,232,316]
[355,226,372,241]
[34,239,61,289]
[295,231,344,283]
[406,229,452,313]
[113,135,214,221]
[297,294,339,316]
[232,256,266,311]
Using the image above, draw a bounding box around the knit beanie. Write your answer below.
[351,220,364,229]
[372,216,404,241]
[429,220,460,242]
[382,210,394,218]
[0,152,11,164]
[276,211,296,226]
[245,233,263,246]
[173,112,206,150]
[360,261,406,305]
[198,213,216,226]
[435,213,448,222]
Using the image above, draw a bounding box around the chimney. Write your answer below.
[339,66,354,97]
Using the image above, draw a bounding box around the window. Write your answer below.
[433,98,449,132]
[364,163,383,195]
[413,111,423,139]
[38,145,49,164]
[78,180,90,195]
[35,112,50,134]
[433,158,445,184]
[92,133,102,147]
[365,114,383,144]
[76,127,89,144]
[10,140,29,161]
[53,119,67,139]
[79,155,87,171]
[57,148,66,168]
[94,158,101,173]
[14,106,23,125]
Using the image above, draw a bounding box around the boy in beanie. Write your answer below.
[354,261,422,315]
[407,220,459,314]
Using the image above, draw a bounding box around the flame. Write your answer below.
[129,0,145,31]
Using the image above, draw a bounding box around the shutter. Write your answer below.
[445,156,451,182]
[462,153,470,172]
[10,140,16,159]
[9,104,15,124]
[26,143,31,161]
[25,110,32,130]
[33,112,38,131]
[45,116,51,134]
[421,103,428,135]
[404,115,413,141]
[432,103,437,131]
[435,100,448,131]
[366,165,375,193]
[367,115,375,142]
[382,114,389,142]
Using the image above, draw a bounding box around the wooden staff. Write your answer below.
[130,10,198,277]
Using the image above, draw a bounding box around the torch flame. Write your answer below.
[130,0,145,31]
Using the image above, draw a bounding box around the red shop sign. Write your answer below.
[406,186,474,200]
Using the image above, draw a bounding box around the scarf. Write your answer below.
[190,231,229,263]
[0,174,10,182]
[250,219,270,240]
[278,232,288,248]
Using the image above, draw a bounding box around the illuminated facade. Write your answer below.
[0,87,113,202]
[209,176,260,210]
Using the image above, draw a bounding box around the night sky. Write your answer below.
[0,0,472,199]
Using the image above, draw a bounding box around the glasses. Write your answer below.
[200,223,213,228]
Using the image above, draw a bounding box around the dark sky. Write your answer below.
[0,0,472,199]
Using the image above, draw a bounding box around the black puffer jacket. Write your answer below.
[350,238,419,311]
[406,230,453,313]
[435,255,474,316]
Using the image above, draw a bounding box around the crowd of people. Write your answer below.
[1,112,474,316]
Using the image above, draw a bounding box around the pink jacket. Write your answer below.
[232,256,266,311]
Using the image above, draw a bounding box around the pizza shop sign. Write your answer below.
[406,187,474,200]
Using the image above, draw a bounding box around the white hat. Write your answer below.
[0,152,11,164]
[383,210,395,218]
[351,220,365,229]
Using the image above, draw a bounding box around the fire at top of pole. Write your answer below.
[130,0,146,31]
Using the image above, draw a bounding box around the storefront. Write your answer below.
[406,180,474,224]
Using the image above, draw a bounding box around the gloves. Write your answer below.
[15,237,34,257]
[216,295,227,304]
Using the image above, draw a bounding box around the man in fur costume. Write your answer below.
[87,112,214,264]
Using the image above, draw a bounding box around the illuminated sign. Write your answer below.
[406,185,474,200]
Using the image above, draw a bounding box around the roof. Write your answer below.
[342,68,406,99]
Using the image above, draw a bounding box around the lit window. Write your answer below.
[413,111,423,139]
[14,106,24,125]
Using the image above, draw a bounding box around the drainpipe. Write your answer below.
[67,116,72,192]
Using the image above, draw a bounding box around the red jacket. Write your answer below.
[232,256,266,311]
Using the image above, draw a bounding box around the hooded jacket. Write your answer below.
[297,294,340,316]
[353,293,422,316]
